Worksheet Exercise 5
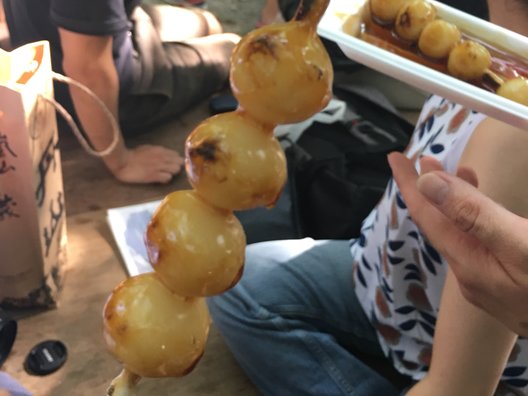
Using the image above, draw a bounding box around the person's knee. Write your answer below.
[207,282,259,335]
[207,242,285,325]
[207,291,233,324]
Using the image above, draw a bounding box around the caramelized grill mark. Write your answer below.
[190,139,221,162]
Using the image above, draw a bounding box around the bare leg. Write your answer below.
[407,269,517,396]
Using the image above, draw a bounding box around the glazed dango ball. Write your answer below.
[370,0,412,23]
[230,21,333,126]
[447,40,491,80]
[497,77,528,106]
[342,4,368,37]
[418,20,461,59]
[145,190,246,297]
[185,111,287,211]
[395,0,437,42]
[103,273,210,378]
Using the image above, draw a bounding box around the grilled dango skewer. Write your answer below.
[104,1,333,394]
[350,0,527,106]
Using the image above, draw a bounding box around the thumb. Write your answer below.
[455,165,479,188]
[417,171,525,256]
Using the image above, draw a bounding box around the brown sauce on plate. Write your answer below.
[358,10,528,93]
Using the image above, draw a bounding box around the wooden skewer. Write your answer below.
[484,68,506,86]
[107,369,141,396]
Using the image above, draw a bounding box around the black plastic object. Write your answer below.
[209,93,239,115]
[24,340,67,376]
[0,309,18,367]
[0,309,17,368]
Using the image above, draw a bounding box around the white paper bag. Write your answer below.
[0,41,67,307]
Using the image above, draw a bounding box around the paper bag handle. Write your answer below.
[38,72,120,157]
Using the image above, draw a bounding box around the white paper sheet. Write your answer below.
[107,200,162,276]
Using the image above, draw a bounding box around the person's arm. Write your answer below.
[389,152,528,337]
[404,118,528,396]
[58,28,183,184]
[407,269,517,396]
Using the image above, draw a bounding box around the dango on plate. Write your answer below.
[418,20,461,59]
[447,40,491,81]
[497,77,528,106]
[395,0,437,42]
[370,0,412,23]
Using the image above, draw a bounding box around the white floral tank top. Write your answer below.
[351,95,528,393]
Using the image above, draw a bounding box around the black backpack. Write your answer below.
[286,84,414,239]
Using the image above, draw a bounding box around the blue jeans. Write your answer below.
[207,238,408,396]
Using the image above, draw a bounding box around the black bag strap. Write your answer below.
[333,83,415,151]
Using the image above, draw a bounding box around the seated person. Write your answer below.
[2,0,240,184]
[207,0,528,394]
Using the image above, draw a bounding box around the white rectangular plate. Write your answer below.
[107,200,161,276]
[318,0,528,129]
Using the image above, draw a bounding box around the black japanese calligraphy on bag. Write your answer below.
[0,41,67,308]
